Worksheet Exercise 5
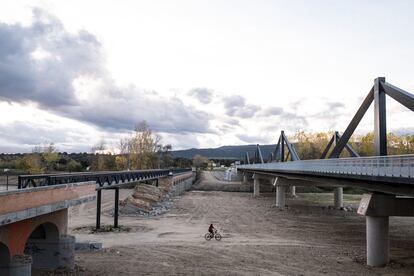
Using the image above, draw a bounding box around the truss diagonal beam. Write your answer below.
[281,132,300,161]
[335,132,360,157]
[320,135,335,159]
[329,86,374,158]
[255,144,264,164]
[268,152,274,162]
[381,81,414,112]
[245,152,250,164]
[273,136,281,162]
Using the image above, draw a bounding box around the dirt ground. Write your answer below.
[70,171,414,275]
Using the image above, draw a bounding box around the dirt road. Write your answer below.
[71,171,414,275]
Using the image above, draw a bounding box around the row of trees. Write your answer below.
[2,128,413,173]
[12,143,85,174]
[3,121,176,174]
[291,131,414,160]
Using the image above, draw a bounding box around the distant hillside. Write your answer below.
[172,144,277,160]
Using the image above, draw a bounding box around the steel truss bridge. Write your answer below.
[18,168,191,189]
[17,168,193,230]
[239,77,414,192]
[237,77,414,267]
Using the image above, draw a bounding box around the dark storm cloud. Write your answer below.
[222,95,261,118]
[0,9,102,107]
[188,87,213,104]
[0,9,211,134]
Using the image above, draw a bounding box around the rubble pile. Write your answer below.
[119,183,174,217]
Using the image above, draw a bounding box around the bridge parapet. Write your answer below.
[237,154,414,184]
[0,182,96,226]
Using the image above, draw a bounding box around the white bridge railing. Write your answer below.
[237,154,414,179]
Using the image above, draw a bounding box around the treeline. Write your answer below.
[292,131,414,160]
[0,122,192,174]
[1,130,413,174]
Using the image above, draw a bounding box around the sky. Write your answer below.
[0,0,413,153]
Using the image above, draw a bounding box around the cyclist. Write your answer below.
[208,224,216,235]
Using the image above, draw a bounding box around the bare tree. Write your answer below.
[120,121,161,170]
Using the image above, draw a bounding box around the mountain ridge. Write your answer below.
[171,144,277,160]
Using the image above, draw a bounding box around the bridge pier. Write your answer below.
[358,193,393,266]
[358,193,414,267]
[242,174,248,184]
[289,186,296,197]
[334,187,343,208]
[253,174,260,196]
[366,215,389,266]
[275,177,293,207]
[276,185,286,207]
[1,255,32,276]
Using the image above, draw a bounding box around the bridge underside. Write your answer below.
[239,169,414,268]
[240,169,414,196]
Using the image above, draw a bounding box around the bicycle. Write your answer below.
[204,229,222,241]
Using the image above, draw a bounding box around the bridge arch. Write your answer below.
[28,222,60,240]
[0,242,10,267]
[24,222,60,271]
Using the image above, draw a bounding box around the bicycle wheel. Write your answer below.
[204,233,212,241]
[214,233,222,241]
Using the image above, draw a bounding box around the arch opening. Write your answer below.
[24,222,60,271]
[0,242,10,267]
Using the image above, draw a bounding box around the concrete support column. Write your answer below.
[58,235,75,270]
[253,176,260,197]
[276,186,286,207]
[5,255,32,276]
[366,216,389,267]
[334,187,343,208]
[242,174,248,184]
[290,186,296,197]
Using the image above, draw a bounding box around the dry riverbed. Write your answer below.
[69,172,414,275]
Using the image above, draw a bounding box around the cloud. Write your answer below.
[222,95,261,118]
[260,106,284,116]
[0,9,103,107]
[160,132,200,150]
[236,133,269,144]
[0,9,211,134]
[326,102,345,110]
[187,87,213,104]
[222,117,240,125]
[279,112,308,131]
[0,120,102,153]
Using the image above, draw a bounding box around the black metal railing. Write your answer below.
[18,168,192,189]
